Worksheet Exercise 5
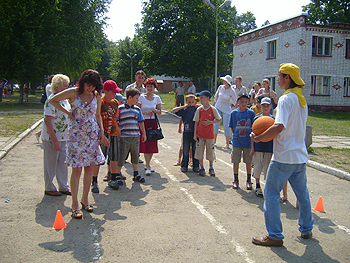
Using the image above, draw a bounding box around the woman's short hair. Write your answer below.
[51,74,70,93]
[144,78,157,88]
[77,69,103,95]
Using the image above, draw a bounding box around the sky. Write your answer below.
[104,0,312,42]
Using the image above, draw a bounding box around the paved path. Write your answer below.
[312,136,350,149]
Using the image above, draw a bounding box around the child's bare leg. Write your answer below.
[280,182,288,202]
[81,166,93,205]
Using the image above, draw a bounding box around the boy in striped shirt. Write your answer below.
[112,88,147,185]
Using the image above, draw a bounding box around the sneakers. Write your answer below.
[199,169,205,176]
[193,167,200,173]
[103,172,111,181]
[209,168,215,177]
[181,167,188,173]
[255,188,263,198]
[108,180,119,190]
[145,169,151,176]
[91,182,99,193]
[252,236,283,247]
[232,181,239,189]
[301,232,312,239]
[173,159,181,166]
[246,181,253,190]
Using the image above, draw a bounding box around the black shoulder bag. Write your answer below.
[146,114,164,141]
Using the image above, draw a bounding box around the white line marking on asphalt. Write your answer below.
[90,220,102,260]
[338,225,350,235]
[153,156,255,263]
[158,141,172,150]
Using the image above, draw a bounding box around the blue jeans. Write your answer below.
[264,161,314,240]
[213,109,231,137]
[181,132,199,169]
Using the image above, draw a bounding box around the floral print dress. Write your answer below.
[65,93,105,167]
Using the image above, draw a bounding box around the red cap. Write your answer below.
[103,80,122,93]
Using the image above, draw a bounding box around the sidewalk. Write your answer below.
[1,114,349,181]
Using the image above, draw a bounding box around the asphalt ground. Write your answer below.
[0,113,349,262]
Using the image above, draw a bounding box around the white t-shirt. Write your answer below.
[214,85,237,114]
[45,84,52,98]
[41,94,71,141]
[233,85,248,96]
[188,85,196,94]
[138,94,162,119]
[272,92,308,164]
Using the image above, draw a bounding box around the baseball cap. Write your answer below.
[260,97,272,105]
[197,90,211,98]
[279,63,305,86]
[237,92,249,100]
[220,75,233,84]
[103,80,122,93]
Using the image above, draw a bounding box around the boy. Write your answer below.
[172,94,199,173]
[193,90,222,176]
[108,87,147,189]
[229,93,255,190]
[92,80,122,193]
[251,95,265,116]
[249,97,274,197]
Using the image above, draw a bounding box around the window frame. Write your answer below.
[346,39,350,59]
[344,77,350,97]
[312,36,332,57]
[266,40,276,60]
[310,75,331,96]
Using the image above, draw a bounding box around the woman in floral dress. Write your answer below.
[50,69,109,219]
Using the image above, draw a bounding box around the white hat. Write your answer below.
[220,75,233,84]
[261,97,272,105]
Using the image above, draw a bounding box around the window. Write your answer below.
[312,36,332,56]
[346,39,350,59]
[266,77,276,91]
[311,76,330,95]
[267,40,276,59]
[344,77,350,97]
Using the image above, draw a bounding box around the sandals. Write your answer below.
[223,144,230,150]
[173,160,181,166]
[81,202,94,212]
[133,175,145,183]
[279,197,288,203]
[71,209,82,219]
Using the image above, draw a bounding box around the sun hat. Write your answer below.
[197,90,211,98]
[220,75,233,84]
[260,97,272,105]
[279,63,305,86]
[103,80,122,93]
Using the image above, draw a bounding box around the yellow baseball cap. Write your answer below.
[279,63,305,86]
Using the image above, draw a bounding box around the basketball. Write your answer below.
[252,116,275,142]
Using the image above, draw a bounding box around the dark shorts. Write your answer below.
[100,134,119,162]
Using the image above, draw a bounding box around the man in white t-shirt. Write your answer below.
[125,70,147,94]
[251,63,314,247]
[187,81,196,94]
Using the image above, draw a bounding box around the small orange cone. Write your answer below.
[312,196,326,213]
[52,210,66,229]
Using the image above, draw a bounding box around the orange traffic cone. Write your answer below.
[312,196,326,213]
[52,210,66,229]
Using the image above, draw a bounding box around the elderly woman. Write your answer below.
[41,74,71,196]
[213,75,237,149]
[256,79,278,114]
[138,78,162,175]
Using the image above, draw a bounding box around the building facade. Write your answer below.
[232,14,350,111]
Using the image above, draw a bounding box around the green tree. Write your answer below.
[302,0,350,24]
[0,0,110,102]
[139,0,256,87]
[109,36,146,85]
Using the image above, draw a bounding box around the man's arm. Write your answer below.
[251,123,284,143]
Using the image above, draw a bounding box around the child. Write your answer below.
[229,93,255,189]
[172,94,199,172]
[92,80,123,193]
[110,87,147,187]
[251,95,265,116]
[249,97,274,197]
[193,90,222,176]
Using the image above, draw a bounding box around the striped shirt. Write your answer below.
[118,103,144,137]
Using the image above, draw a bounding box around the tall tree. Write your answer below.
[302,0,350,24]
[109,36,146,84]
[139,0,256,85]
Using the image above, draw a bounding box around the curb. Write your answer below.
[0,118,43,160]
[164,110,350,182]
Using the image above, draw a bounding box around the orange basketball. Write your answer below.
[252,116,275,142]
